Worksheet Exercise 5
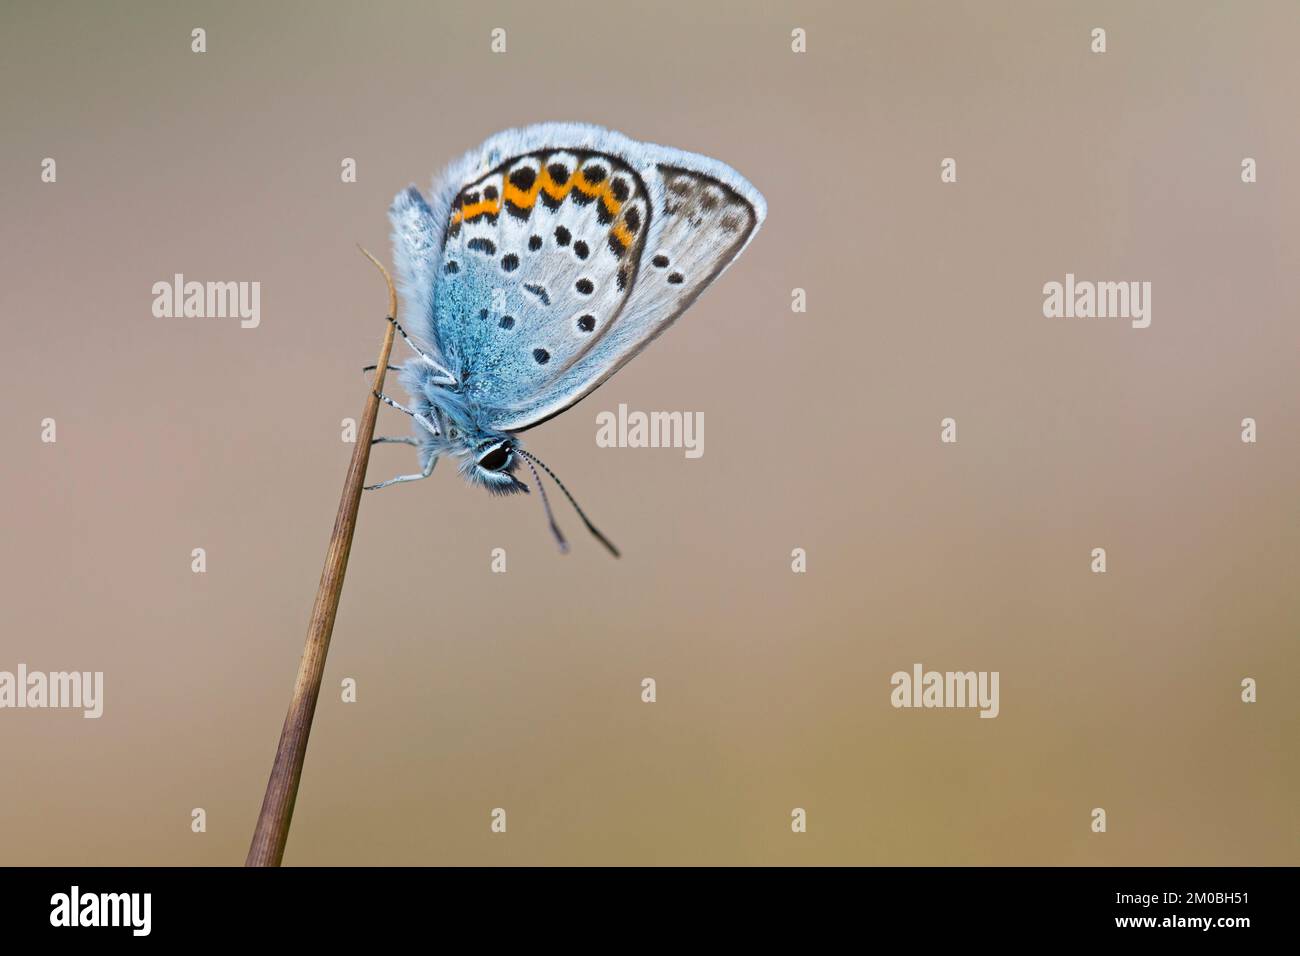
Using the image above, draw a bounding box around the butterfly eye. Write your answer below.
[477,443,512,472]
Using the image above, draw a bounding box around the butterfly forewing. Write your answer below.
[488,162,761,432]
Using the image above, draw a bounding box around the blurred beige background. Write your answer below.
[1,0,1296,865]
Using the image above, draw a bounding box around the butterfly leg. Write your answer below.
[371,436,419,446]
[364,455,436,491]
[363,364,403,376]
[374,390,440,438]
[387,317,457,385]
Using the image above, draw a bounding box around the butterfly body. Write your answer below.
[378,123,765,545]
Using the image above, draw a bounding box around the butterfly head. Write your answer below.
[460,435,528,495]
[402,366,525,494]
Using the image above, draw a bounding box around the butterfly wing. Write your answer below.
[389,184,453,371]
[433,137,653,413]
[389,123,765,432]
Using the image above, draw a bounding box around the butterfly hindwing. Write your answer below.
[433,149,650,410]
[390,124,765,433]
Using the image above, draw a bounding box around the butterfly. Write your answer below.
[367,122,766,556]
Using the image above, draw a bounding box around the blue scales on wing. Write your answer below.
[433,150,650,415]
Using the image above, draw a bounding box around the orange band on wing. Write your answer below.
[502,178,540,210]
[449,161,634,257]
[464,167,626,217]
[450,196,500,226]
[610,221,635,249]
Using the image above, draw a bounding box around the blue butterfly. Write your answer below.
[368,123,766,555]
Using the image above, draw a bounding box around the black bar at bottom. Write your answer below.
[0,866,1282,941]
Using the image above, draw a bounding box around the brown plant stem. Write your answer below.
[245,247,397,866]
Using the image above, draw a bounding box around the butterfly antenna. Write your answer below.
[516,449,621,558]
[516,452,569,554]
